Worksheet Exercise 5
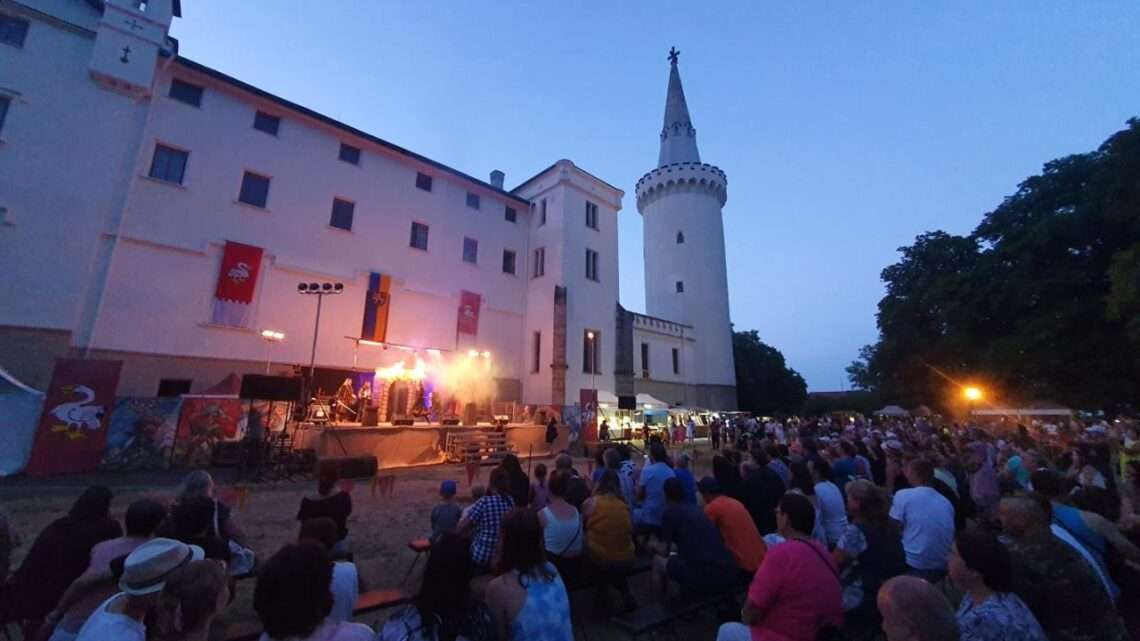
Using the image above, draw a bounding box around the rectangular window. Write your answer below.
[540,199,547,226]
[583,330,601,374]
[672,348,680,374]
[531,331,541,373]
[416,172,433,191]
[329,198,354,231]
[148,144,189,185]
[338,143,361,165]
[641,342,650,375]
[156,378,192,397]
[505,207,517,223]
[253,110,280,136]
[463,237,478,264]
[532,247,545,279]
[0,14,30,48]
[238,171,270,208]
[0,96,8,135]
[586,249,599,282]
[410,222,429,250]
[675,280,684,293]
[169,78,204,107]
[466,192,480,210]
[586,201,599,230]
[502,250,516,275]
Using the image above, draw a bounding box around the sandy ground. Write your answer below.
[1,446,727,640]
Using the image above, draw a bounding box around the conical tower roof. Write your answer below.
[657,47,701,167]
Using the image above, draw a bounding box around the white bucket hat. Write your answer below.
[119,538,204,596]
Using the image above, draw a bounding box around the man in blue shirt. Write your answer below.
[650,477,737,600]
[634,443,675,529]
[673,453,697,504]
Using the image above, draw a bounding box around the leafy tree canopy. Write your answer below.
[734,330,807,416]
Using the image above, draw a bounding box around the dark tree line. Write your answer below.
[848,119,1140,413]
[734,330,807,415]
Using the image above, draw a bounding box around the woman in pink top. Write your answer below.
[717,493,843,641]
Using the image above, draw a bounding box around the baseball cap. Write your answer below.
[440,480,457,496]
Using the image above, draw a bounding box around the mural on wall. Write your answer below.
[101,397,181,471]
[25,359,123,476]
[171,396,242,467]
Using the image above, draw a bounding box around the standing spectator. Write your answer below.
[889,459,954,581]
[6,486,122,634]
[710,420,722,450]
[538,471,584,584]
[43,498,168,641]
[485,509,573,641]
[949,529,1047,641]
[254,543,373,641]
[765,444,792,488]
[672,453,698,504]
[298,517,361,623]
[698,477,766,577]
[650,478,737,600]
[877,575,959,641]
[831,440,860,489]
[429,481,462,544]
[554,454,591,510]
[832,480,906,625]
[712,454,743,501]
[75,539,205,641]
[457,467,515,570]
[499,454,531,509]
[715,493,842,641]
[633,444,675,531]
[381,533,496,641]
[153,559,230,641]
[296,466,353,555]
[529,464,550,510]
[966,441,1000,519]
[544,418,559,455]
[999,494,1128,641]
[616,445,638,507]
[809,458,849,548]
[582,471,637,615]
[741,448,787,534]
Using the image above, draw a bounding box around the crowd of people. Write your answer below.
[1,413,1139,641]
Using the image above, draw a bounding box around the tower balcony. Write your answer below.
[635,162,728,213]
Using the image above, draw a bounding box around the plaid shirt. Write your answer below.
[467,493,514,566]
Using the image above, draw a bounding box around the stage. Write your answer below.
[292,423,568,469]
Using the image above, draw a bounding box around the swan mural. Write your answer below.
[49,385,106,439]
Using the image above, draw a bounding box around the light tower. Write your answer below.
[636,48,736,408]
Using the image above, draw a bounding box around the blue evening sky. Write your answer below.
[171,2,1140,390]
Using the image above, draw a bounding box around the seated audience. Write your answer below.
[485,509,573,641]
[698,477,766,577]
[740,448,786,534]
[581,471,637,614]
[6,486,121,634]
[633,444,675,530]
[167,496,232,566]
[712,454,743,501]
[949,528,1047,641]
[765,444,792,488]
[832,480,905,624]
[673,453,698,503]
[651,478,737,599]
[166,471,248,547]
[430,481,462,544]
[999,493,1128,641]
[381,533,496,641]
[831,440,861,489]
[715,493,842,641]
[153,559,229,641]
[296,466,353,555]
[457,467,515,570]
[253,543,374,641]
[877,575,959,641]
[555,454,591,510]
[299,518,361,623]
[44,498,168,641]
[538,470,584,583]
[809,457,848,548]
[529,464,550,510]
[75,538,204,641]
[889,459,954,581]
[461,485,485,521]
[499,454,531,508]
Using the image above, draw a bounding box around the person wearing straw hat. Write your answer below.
[75,538,204,641]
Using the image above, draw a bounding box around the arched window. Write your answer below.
[676,231,685,244]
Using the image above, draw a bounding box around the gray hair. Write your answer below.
[178,470,214,502]
[603,447,621,469]
[555,453,574,471]
[879,576,958,641]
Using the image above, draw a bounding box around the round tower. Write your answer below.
[637,49,736,402]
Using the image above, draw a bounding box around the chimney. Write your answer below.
[490,170,505,189]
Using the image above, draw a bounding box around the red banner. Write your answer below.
[171,396,243,468]
[25,358,123,476]
[457,290,481,336]
[579,388,598,442]
[211,241,263,327]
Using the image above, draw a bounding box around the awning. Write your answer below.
[636,393,669,410]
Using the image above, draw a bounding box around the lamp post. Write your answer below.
[259,329,285,374]
[297,282,343,401]
[586,331,597,396]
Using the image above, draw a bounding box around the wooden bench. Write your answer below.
[222,587,412,641]
[612,587,742,639]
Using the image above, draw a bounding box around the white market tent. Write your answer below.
[0,366,46,476]
[597,390,620,406]
[636,393,669,411]
[874,405,911,417]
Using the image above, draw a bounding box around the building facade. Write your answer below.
[0,0,735,409]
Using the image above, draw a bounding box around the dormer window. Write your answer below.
[676,231,685,244]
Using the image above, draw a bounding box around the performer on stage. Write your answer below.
[334,378,357,423]
[357,380,372,418]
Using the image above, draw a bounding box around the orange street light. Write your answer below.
[963,386,983,402]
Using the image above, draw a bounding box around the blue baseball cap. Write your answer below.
[440,480,457,496]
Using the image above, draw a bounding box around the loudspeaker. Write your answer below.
[318,456,377,479]
[618,395,637,411]
[240,375,302,402]
[441,418,461,426]
[392,418,414,426]
[362,406,379,427]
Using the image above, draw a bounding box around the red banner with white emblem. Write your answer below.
[25,358,123,476]
[457,290,481,336]
[211,241,263,327]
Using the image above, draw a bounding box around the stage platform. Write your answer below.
[292,423,567,469]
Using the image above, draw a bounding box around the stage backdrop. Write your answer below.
[171,396,242,467]
[579,388,598,442]
[25,358,123,476]
[100,397,182,471]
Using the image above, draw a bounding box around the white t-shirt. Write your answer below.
[813,481,849,546]
[329,561,360,622]
[260,620,374,641]
[889,485,954,570]
[74,594,145,641]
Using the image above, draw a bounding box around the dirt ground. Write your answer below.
[1,446,727,640]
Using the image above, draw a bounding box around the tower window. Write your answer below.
[463,237,478,264]
[416,172,433,191]
[238,171,270,208]
[0,14,29,48]
[586,249,599,282]
[502,250,516,275]
[675,281,684,293]
[641,342,650,377]
[532,247,545,278]
[676,231,685,244]
[585,201,599,230]
[532,331,542,373]
[339,143,361,165]
[329,198,354,231]
[169,78,204,107]
[409,222,429,250]
[253,111,280,136]
[466,192,480,210]
[148,144,189,185]
[540,199,547,226]
[672,348,680,374]
[505,206,517,223]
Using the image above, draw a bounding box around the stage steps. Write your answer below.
[445,430,516,464]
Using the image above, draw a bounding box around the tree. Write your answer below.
[733,330,807,415]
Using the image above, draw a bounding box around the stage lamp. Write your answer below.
[260,329,285,342]
[468,349,479,358]
[322,282,332,291]
[334,283,344,292]
[309,282,319,291]
[963,386,984,402]
[297,283,307,292]
[481,351,491,358]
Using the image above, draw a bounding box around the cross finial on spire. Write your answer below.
[668,46,680,65]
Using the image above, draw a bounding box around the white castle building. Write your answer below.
[0,0,736,411]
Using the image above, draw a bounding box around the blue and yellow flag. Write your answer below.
[361,272,391,342]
